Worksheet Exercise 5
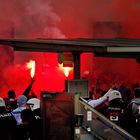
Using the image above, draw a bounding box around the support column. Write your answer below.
[73,52,81,79]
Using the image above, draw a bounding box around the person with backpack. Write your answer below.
[127,87,140,139]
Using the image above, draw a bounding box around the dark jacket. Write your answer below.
[126,98,140,139]
[30,108,42,140]
[0,107,17,140]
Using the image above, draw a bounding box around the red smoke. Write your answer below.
[0,0,140,98]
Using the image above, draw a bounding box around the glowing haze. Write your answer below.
[0,0,140,97]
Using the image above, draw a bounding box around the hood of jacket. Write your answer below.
[132,98,140,104]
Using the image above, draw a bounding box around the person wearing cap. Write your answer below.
[0,97,17,140]
[12,95,28,125]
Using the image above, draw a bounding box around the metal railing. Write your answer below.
[79,97,137,140]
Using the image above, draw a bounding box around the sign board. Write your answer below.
[65,79,89,98]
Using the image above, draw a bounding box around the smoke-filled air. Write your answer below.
[0,0,140,97]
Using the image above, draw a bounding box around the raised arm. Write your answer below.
[88,88,112,108]
[22,77,35,99]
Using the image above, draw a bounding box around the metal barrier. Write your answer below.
[79,97,137,140]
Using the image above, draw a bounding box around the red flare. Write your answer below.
[27,60,36,78]
[58,63,73,78]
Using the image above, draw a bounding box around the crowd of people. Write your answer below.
[1,78,140,140]
[0,78,41,140]
[88,82,140,140]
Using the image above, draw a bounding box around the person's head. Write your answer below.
[8,90,16,99]
[108,90,122,102]
[132,82,139,92]
[108,90,123,106]
[123,87,132,98]
[27,98,40,111]
[17,95,27,107]
[134,88,140,98]
[0,97,5,107]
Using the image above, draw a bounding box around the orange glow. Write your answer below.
[59,63,73,77]
[27,60,36,78]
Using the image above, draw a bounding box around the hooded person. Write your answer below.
[127,87,140,139]
[0,97,17,140]
[128,88,140,116]
[12,95,27,125]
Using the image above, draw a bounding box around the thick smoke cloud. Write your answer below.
[0,0,140,97]
[49,0,140,89]
[0,0,66,97]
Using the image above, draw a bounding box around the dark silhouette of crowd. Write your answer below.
[1,78,140,140]
[88,82,140,140]
[0,78,41,140]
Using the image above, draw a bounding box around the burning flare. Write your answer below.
[27,60,36,78]
[59,63,73,78]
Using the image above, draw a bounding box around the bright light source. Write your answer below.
[58,63,73,78]
[27,60,36,78]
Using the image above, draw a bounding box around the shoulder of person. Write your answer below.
[12,108,21,114]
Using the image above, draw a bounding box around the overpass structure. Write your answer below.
[0,38,140,78]
[0,38,139,140]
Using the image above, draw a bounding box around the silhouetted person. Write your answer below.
[7,90,17,111]
[118,82,126,94]
[0,97,17,140]
[122,87,133,112]
[132,82,139,93]
[6,77,35,112]
[27,98,41,140]
[127,87,140,139]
